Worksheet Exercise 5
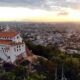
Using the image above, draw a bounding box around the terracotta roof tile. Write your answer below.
[0,31,19,38]
[0,40,12,45]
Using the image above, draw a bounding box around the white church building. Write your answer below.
[0,27,27,63]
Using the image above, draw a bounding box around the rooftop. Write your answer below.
[0,40,24,46]
[0,31,19,38]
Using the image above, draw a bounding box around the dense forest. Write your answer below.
[0,40,80,80]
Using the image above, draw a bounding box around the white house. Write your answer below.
[0,30,27,63]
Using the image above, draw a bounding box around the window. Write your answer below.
[19,45,20,48]
[17,46,18,48]
[17,36,19,39]
[8,56,10,59]
[17,45,21,49]
[17,49,18,51]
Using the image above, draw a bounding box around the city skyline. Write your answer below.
[0,0,80,22]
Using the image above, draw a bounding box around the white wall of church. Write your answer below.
[9,43,26,62]
[12,34,22,43]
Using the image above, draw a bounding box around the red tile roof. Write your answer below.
[0,40,12,45]
[0,31,19,38]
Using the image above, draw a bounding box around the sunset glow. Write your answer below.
[0,0,80,22]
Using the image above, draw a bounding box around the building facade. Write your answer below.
[0,30,27,63]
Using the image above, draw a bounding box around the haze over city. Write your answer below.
[0,0,80,22]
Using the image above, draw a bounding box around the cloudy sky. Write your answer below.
[0,0,80,22]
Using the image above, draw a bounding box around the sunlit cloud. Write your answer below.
[0,0,79,22]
